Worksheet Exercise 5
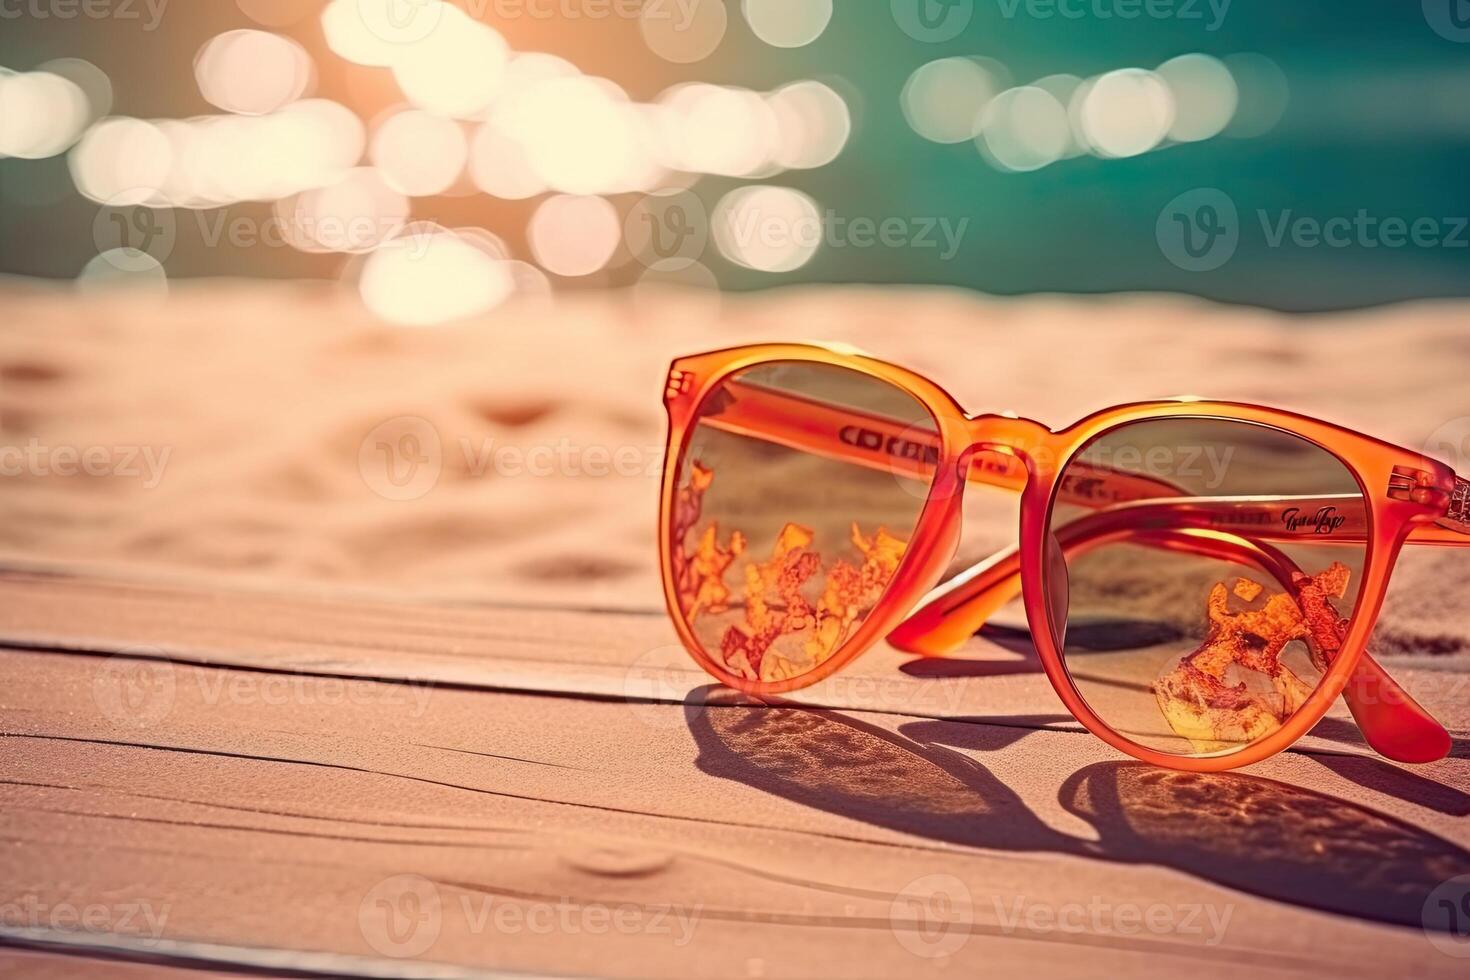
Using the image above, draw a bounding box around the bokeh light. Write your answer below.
[70,117,174,205]
[767,80,851,170]
[1156,54,1238,143]
[469,116,547,201]
[359,224,515,326]
[36,58,111,126]
[321,0,395,68]
[236,0,309,28]
[1078,68,1175,159]
[641,0,727,64]
[902,57,1000,145]
[20,0,1306,321]
[76,248,168,297]
[977,86,1071,172]
[391,6,509,119]
[659,83,780,178]
[713,185,821,273]
[0,70,90,160]
[277,167,408,254]
[371,109,468,197]
[507,75,661,195]
[194,30,315,116]
[742,0,833,49]
[144,99,364,208]
[500,259,554,300]
[529,194,621,277]
[321,0,453,68]
[1224,53,1290,138]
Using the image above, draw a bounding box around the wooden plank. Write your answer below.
[2,564,1467,756]
[0,946,258,979]
[2,572,1469,977]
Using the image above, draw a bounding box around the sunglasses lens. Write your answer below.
[668,361,937,686]
[1047,418,1367,758]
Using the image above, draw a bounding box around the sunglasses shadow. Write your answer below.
[913,625,1468,817]
[894,624,1044,680]
[685,686,1469,930]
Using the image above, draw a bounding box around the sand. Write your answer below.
[2,277,1467,654]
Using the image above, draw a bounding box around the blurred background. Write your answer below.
[0,0,1467,315]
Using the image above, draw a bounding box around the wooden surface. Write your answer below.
[2,563,1468,978]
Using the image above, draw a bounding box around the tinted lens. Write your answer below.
[669,362,936,686]
[1049,418,1367,758]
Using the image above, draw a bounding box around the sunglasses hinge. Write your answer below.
[664,369,695,402]
[1388,465,1449,508]
[1442,477,1470,533]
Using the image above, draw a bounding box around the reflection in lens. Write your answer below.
[1049,418,1367,758]
[669,363,936,686]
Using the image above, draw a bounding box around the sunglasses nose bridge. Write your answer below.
[962,415,1054,475]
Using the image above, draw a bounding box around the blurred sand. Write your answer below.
[2,276,1467,657]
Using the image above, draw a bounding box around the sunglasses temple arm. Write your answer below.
[1340,657,1453,763]
[888,507,1451,764]
[889,508,1304,656]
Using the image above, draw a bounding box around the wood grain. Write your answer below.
[2,566,1468,977]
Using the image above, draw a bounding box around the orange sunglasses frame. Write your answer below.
[658,343,1467,773]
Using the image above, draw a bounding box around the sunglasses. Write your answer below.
[657,343,1467,772]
